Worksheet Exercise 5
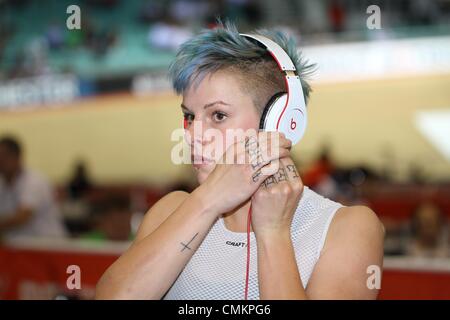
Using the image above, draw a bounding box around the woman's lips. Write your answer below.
[191,155,214,168]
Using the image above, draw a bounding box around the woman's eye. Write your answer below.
[183,113,194,124]
[212,111,227,122]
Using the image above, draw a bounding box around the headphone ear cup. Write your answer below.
[260,92,307,145]
[259,92,287,130]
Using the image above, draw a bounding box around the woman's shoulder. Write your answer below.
[300,186,342,208]
[297,187,384,255]
[134,190,190,242]
[332,205,384,231]
[322,205,385,254]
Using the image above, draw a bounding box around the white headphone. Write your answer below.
[240,33,308,145]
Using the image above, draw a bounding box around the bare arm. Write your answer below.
[95,132,292,299]
[256,230,307,299]
[95,185,219,300]
[0,207,33,234]
[251,157,307,299]
[305,206,385,299]
[257,205,384,300]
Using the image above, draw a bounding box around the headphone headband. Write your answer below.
[240,33,297,71]
[240,33,308,145]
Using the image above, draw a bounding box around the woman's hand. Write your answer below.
[250,157,304,238]
[200,132,292,215]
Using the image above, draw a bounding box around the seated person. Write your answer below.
[407,202,449,258]
[0,135,67,241]
[82,195,133,242]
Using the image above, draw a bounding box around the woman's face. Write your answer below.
[182,70,260,184]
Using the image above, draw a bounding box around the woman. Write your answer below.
[95,22,384,300]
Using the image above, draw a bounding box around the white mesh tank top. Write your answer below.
[163,186,344,300]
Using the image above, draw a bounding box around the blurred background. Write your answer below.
[0,0,449,299]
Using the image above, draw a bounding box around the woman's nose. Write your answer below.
[185,120,211,147]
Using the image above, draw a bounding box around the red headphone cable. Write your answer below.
[244,203,252,300]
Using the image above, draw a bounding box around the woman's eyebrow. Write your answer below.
[180,104,192,112]
[181,101,231,112]
[203,100,231,109]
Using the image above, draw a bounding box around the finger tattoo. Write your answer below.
[252,168,263,182]
[245,136,264,169]
[263,175,277,188]
[274,166,288,182]
[286,164,300,178]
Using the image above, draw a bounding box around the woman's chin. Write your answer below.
[196,174,207,185]
[194,164,215,185]
[195,170,210,185]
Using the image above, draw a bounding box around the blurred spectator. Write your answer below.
[86,0,118,9]
[61,161,94,236]
[0,135,67,241]
[407,0,440,26]
[169,0,210,25]
[221,0,263,26]
[67,161,93,201]
[303,145,336,190]
[298,0,329,34]
[45,23,65,51]
[147,18,193,51]
[81,195,133,242]
[25,37,51,76]
[406,202,449,258]
[328,0,346,33]
[382,216,409,256]
[0,21,13,78]
[409,162,426,184]
[89,27,118,58]
[139,0,167,24]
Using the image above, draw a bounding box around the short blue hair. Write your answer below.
[168,21,315,112]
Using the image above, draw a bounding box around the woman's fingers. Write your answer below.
[279,157,301,181]
[254,157,303,190]
[250,159,280,185]
[248,145,290,172]
[217,131,293,189]
[255,132,292,155]
[244,132,291,170]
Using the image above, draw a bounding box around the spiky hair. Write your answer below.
[168,21,315,112]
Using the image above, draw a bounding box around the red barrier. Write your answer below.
[380,270,450,300]
[0,240,122,299]
[1,239,449,299]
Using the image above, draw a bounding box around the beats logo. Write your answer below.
[290,118,296,130]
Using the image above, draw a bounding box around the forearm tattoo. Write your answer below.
[180,232,199,252]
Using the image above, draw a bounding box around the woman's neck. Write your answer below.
[221,199,253,233]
